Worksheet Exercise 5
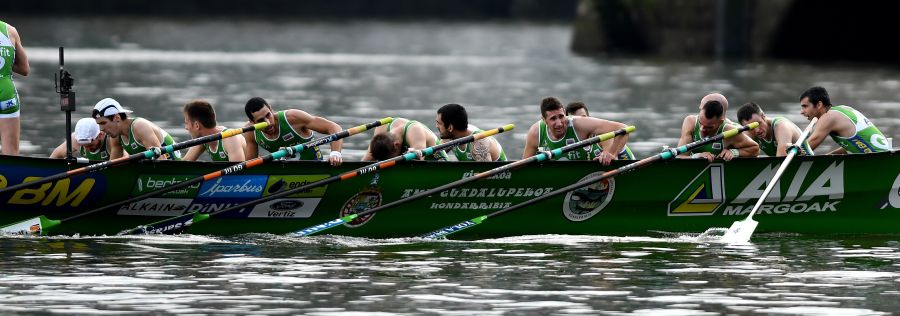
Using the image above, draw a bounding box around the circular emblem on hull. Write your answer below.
[339,188,382,227]
[562,172,615,222]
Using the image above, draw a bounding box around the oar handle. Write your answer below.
[537,125,634,162]
[270,117,392,160]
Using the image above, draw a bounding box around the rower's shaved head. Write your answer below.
[700,93,729,112]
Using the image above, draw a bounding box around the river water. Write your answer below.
[1,17,899,315]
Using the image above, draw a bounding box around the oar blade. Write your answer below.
[0,216,61,236]
[421,216,486,240]
[117,213,209,235]
[293,215,357,237]
[720,218,758,244]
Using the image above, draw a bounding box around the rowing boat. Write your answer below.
[1,151,898,237]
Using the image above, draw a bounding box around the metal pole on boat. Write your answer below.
[55,47,76,163]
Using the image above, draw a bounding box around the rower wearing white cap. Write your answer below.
[50,117,109,160]
[91,97,182,160]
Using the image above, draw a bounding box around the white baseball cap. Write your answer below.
[74,118,100,145]
[92,98,133,118]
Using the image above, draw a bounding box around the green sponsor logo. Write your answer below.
[133,175,201,198]
[264,175,329,197]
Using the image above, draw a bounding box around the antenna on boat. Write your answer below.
[55,47,76,162]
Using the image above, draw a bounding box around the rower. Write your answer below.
[243,97,344,166]
[565,100,635,159]
[181,99,246,162]
[523,97,632,165]
[799,86,891,154]
[92,98,182,160]
[677,93,759,161]
[737,102,813,157]
[435,103,507,161]
[49,117,109,160]
[364,117,449,161]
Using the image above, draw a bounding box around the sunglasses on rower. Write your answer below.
[92,104,118,118]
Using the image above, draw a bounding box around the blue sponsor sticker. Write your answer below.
[197,175,268,198]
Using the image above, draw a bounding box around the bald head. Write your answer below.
[700,93,729,112]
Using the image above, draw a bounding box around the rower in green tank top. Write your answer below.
[435,104,507,162]
[0,20,30,155]
[365,117,449,161]
[736,102,813,157]
[181,100,247,162]
[50,117,109,161]
[523,97,632,165]
[799,86,891,154]
[244,97,345,166]
[91,98,182,160]
[561,101,634,160]
[677,93,759,161]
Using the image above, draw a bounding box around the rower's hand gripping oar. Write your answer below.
[0,123,271,196]
[293,125,636,237]
[421,122,759,239]
[118,123,515,235]
[0,118,392,236]
[716,118,817,244]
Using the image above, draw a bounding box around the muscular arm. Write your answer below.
[522,122,540,159]
[9,26,29,76]
[774,123,795,157]
[181,146,204,161]
[574,116,629,157]
[676,116,696,158]
[406,123,429,151]
[223,134,247,162]
[725,124,760,157]
[132,120,169,159]
[805,113,835,152]
[471,138,492,162]
[285,109,343,153]
[50,134,80,158]
[108,136,124,159]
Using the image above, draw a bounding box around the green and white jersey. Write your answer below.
[254,111,322,161]
[538,117,633,161]
[829,105,890,153]
[79,135,109,161]
[689,115,729,155]
[387,119,448,161]
[452,128,508,162]
[0,21,20,115]
[119,118,182,160]
[754,117,813,156]
[205,140,229,162]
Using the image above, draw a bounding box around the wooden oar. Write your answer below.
[422,122,759,239]
[0,122,269,196]
[118,124,515,235]
[0,118,392,236]
[717,118,817,244]
[293,125,635,237]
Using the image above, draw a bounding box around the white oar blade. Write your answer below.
[720,218,758,244]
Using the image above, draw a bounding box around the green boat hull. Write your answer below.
[1,152,898,237]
